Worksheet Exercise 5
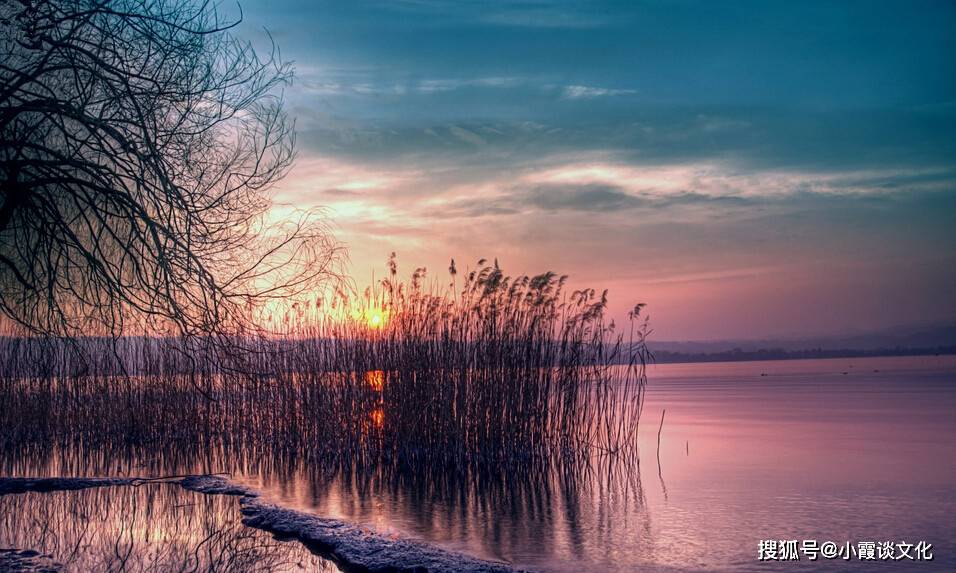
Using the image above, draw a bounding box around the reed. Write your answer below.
[0,258,650,470]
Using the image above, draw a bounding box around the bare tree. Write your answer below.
[0,0,338,339]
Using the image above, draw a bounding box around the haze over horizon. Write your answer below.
[236,0,956,341]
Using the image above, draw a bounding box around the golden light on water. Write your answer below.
[368,407,384,429]
[363,370,385,391]
[363,370,386,431]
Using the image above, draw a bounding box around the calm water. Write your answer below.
[3,355,955,572]
[0,484,335,571]
[236,355,956,572]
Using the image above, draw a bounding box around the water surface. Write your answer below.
[0,483,334,571]
[238,355,956,571]
[4,355,955,572]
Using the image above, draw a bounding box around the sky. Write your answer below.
[235,0,956,341]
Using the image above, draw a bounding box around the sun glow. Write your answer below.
[366,309,386,329]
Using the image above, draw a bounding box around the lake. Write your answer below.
[2,355,954,572]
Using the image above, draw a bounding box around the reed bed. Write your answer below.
[0,259,649,469]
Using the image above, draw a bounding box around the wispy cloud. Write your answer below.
[561,85,637,99]
[519,157,956,201]
[297,74,536,98]
[416,77,525,93]
[384,0,616,29]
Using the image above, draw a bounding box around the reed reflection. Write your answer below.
[1,436,650,570]
[285,454,652,567]
[0,484,335,572]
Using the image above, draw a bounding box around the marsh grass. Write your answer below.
[0,258,649,470]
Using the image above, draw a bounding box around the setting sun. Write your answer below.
[367,310,385,329]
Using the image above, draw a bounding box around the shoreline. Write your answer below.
[0,475,527,573]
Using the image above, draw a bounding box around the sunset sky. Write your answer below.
[236,1,956,341]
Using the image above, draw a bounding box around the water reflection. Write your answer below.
[364,370,386,432]
[2,356,955,572]
[363,369,386,392]
[0,440,651,571]
[264,455,651,569]
[0,484,335,572]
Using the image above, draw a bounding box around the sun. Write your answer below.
[367,310,385,329]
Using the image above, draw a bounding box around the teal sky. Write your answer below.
[237,0,956,340]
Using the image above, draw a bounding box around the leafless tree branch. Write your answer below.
[0,0,341,343]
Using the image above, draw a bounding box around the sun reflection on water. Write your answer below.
[363,369,386,391]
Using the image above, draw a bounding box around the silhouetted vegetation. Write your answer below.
[0,0,339,341]
[0,258,649,469]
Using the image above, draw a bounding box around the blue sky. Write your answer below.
[236,0,956,340]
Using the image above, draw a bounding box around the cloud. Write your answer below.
[561,85,637,99]
[415,77,525,93]
[383,1,615,29]
[447,125,487,146]
[278,145,956,228]
[321,188,363,197]
[373,152,956,225]
[518,157,956,200]
[522,183,645,211]
[295,66,532,99]
[290,100,955,182]
[433,183,645,217]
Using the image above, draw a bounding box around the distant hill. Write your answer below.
[646,321,956,364]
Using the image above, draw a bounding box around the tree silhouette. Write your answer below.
[0,0,338,339]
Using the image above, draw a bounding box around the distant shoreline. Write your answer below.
[649,346,956,364]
